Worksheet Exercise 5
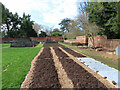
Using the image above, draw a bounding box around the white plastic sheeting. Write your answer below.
[77,58,120,88]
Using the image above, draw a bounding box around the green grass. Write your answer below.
[2,43,11,48]
[59,42,120,70]
[58,42,70,48]
[2,45,43,88]
[79,46,88,49]
[35,43,43,48]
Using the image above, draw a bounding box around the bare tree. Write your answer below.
[33,23,43,37]
[65,20,84,39]
[76,2,103,48]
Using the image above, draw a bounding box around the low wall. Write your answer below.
[75,35,120,50]
[88,36,120,50]
[1,36,63,43]
[30,37,47,42]
[76,36,87,44]
[30,36,63,42]
[1,38,30,43]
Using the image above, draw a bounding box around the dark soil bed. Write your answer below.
[29,47,61,88]
[43,43,64,47]
[53,47,69,59]
[61,47,86,57]
[54,47,107,88]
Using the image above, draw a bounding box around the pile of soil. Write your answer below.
[61,47,86,57]
[54,47,107,88]
[29,47,61,88]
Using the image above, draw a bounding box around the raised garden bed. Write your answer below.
[53,47,107,88]
[29,47,61,88]
[43,42,64,47]
[61,47,86,57]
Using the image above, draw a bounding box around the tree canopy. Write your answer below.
[1,3,37,38]
[59,18,71,33]
[87,2,120,39]
[39,31,47,37]
[49,28,62,36]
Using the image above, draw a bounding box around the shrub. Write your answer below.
[10,40,38,47]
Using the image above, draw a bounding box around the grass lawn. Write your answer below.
[2,43,11,48]
[59,42,120,70]
[2,44,43,88]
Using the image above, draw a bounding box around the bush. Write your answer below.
[11,40,38,47]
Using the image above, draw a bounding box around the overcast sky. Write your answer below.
[1,0,81,29]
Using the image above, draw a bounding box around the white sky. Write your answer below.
[1,0,80,29]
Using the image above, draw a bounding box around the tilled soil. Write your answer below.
[53,47,69,59]
[61,47,86,57]
[29,47,61,88]
[43,43,64,47]
[54,47,107,88]
[38,47,53,59]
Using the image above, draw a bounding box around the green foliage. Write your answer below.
[87,2,119,39]
[39,31,47,37]
[2,43,11,47]
[50,32,62,36]
[35,43,43,47]
[1,3,37,38]
[11,40,38,47]
[2,47,42,88]
[59,18,71,33]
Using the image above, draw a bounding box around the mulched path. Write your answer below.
[54,47,107,88]
[29,47,61,88]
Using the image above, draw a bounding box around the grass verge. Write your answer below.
[2,45,43,88]
[1,43,11,48]
[35,43,43,48]
[59,42,120,70]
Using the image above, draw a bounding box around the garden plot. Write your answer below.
[21,47,61,88]
[43,42,64,47]
[77,57,120,88]
[54,47,107,88]
[61,47,86,57]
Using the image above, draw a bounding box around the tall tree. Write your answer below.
[59,18,71,33]
[39,31,47,37]
[33,23,43,37]
[87,2,119,39]
[50,28,62,36]
[1,3,37,38]
[17,13,37,37]
[75,2,103,48]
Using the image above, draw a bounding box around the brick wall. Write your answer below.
[88,36,120,50]
[50,36,63,41]
[75,35,120,50]
[30,37,47,42]
[1,36,63,43]
[1,38,30,43]
[76,36,87,44]
[30,36,63,42]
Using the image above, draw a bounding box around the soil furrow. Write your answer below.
[51,47,74,88]
[21,47,61,88]
[54,47,107,88]
[61,47,86,57]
